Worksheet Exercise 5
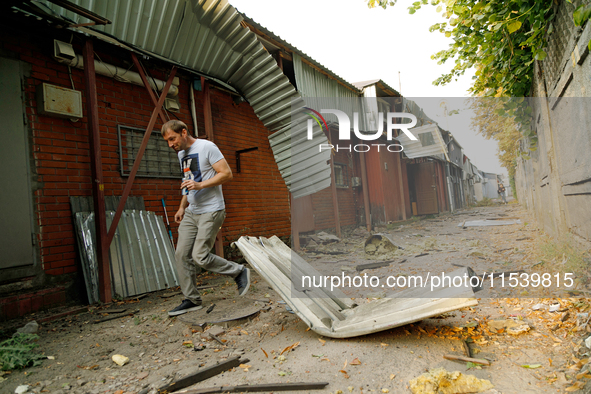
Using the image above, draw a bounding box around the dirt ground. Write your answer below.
[2,203,591,394]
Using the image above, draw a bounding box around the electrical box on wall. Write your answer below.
[164,97,180,112]
[36,83,83,119]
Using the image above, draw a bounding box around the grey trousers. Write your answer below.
[175,209,243,304]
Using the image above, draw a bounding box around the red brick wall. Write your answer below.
[2,31,291,283]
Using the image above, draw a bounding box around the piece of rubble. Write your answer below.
[409,368,494,394]
[112,354,129,366]
[16,321,39,334]
[364,234,402,255]
[316,232,340,244]
[488,319,530,335]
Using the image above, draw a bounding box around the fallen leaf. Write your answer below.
[343,359,348,369]
[350,358,361,365]
[312,354,324,358]
[280,341,300,355]
[389,374,396,380]
[319,338,326,346]
[261,348,268,358]
[240,330,248,335]
[381,343,389,347]
[576,371,591,379]
[522,364,542,369]
[340,370,350,379]
[239,363,251,371]
[381,389,389,393]
[320,357,330,362]
[565,381,585,391]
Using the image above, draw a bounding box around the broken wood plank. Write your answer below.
[101,308,127,314]
[443,354,490,366]
[93,309,139,324]
[355,260,396,271]
[209,332,225,346]
[180,381,330,394]
[145,357,248,394]
[462,340,472,358]
[159,292,181,299]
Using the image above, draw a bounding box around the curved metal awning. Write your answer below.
[42,0,331,198]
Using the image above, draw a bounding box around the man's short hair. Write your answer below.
[161,120,188,136]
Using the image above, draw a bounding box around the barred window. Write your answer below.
[334,163,348,188]
[117,125,180,178]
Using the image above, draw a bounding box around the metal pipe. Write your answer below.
[55,54,179,96]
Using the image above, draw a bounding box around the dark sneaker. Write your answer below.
[235,267,251,296]
[168,299,202,316]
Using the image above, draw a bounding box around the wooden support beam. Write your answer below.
[130,53,167,124]
[83,38,111,303]
[145,356,248,394]
[106,67,177,247]
[181,381,330,394]
[200,76,224,257]
[326,130,341,238]
[396,150,407,220]
[358,143,372,232]
[201,76,214,141]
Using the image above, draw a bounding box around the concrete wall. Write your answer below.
[515,0,591,242]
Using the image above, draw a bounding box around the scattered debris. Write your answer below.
[177,381,330,394]
[459,219,522,227]
[414,253,429,258]
[549,304,560,313]
[15,385,29,394]
[409,368,494,394]
[141,356,248,394]
[93,309,139,324]
[315,232,341,244]
[206,304,216,314]
[111,354,129,366]
[16,321,38,334]
[443,354,490,366]
[364,234,403,255]
[355,260,396,271]
[487,319,530,335]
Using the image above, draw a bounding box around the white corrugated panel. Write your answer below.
[396,123,448,159]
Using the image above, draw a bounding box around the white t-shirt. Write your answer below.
[178,139,225,214]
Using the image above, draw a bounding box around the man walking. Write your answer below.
[162,120,250,316]
[498,182,507,204]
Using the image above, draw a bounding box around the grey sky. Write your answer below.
[229,0,506,175]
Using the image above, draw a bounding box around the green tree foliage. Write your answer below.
[469,98,521,181]
[366,0,591,97]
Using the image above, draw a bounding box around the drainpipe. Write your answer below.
[55,54,179,96]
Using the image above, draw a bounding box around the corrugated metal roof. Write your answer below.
[40,0,332,198]
[239,13,361,95]
[352,79,400,97]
